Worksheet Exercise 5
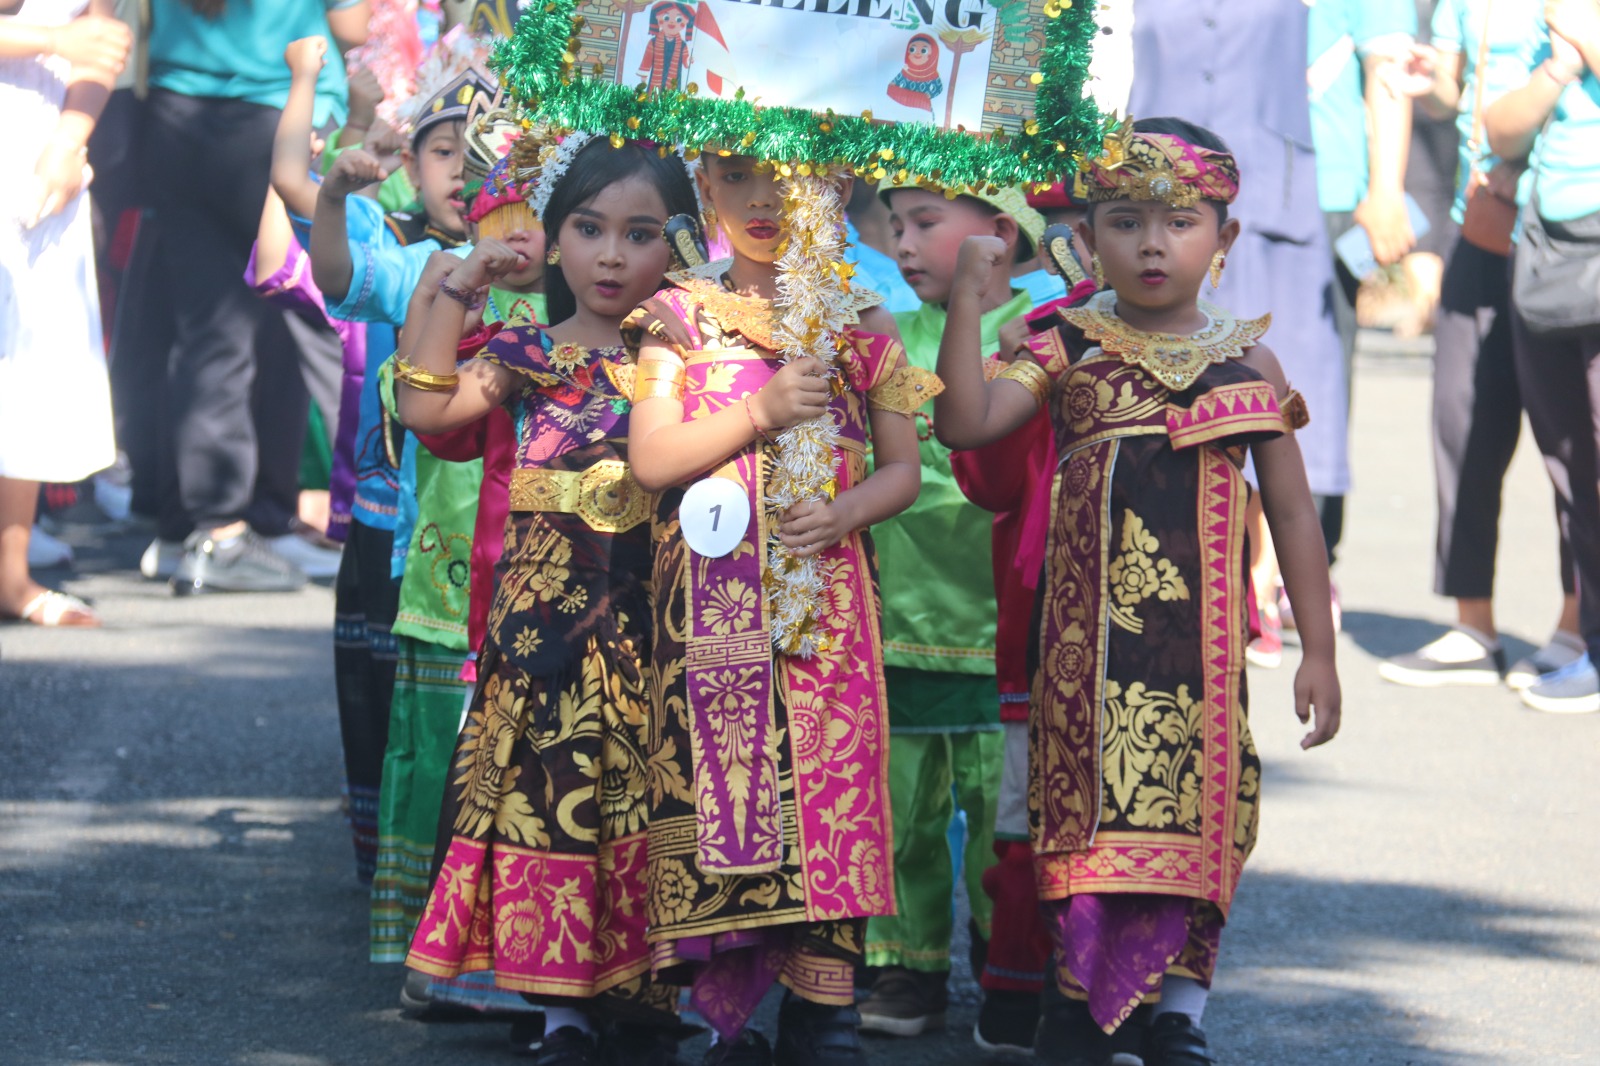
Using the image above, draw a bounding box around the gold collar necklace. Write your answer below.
[1061,290,1270,392]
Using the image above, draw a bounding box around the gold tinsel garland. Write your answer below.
[764,172,850,658]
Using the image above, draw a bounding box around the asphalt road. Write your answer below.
[4,347,1598,1065]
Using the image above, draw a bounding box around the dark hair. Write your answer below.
[648,1,696,34]
[1087,116,1233,225]
[541,139,699,325]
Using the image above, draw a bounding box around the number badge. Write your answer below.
[680,477,752,559]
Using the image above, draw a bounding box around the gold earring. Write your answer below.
[1091,253,1105,288]
[546,246,561,266]
[701,204,718,236]
[1209,251,1225,289]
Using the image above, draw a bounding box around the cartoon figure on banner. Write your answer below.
[886,32,944,115]
[639,1,696,94]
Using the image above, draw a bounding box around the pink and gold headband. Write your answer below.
[1082,125,1240,209]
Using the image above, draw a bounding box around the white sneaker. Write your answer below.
[140,538,185,580]
[267,528,343,580]
[27,525,73,568]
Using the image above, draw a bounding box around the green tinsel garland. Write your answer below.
[490,0,1107,190]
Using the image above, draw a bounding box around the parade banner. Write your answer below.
[583,0,1041,135]
[491,0,1106,189]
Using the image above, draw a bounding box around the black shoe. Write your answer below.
[510,1016,546,1057]
[1141,1013,1217,1066]
[1033,986,1107,1066]
[604,1022,683,1065]
[973,988,1040,1056]
[170,528,307,595]
[1108,1004,1151,1062]
[856,966,948,1037]
[703,1030,773,1066]
[775,996,868,1065]
[536,1026,601,1066]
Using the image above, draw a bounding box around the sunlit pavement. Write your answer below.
[3,340,1598,1065]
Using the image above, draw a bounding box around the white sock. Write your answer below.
[1153,975,1208,1024]
[543,1006,593,1036]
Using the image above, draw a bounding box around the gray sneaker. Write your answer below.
[1378,627,1505,687]
[171,529,307,595]
[1520,653,1600,715]
[1506,632,1586,691]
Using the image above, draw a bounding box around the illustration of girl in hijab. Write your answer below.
[639,1,696,94]
[886,33,943,114]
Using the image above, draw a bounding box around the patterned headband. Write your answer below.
[1082,127,1240,209]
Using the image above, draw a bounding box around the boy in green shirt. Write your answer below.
[859,183,1044,1037]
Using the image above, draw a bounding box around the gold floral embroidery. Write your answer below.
[846,839,889,910]
[1060,365,1166,437]
[453,674,529,839]
[513,627,543,658]
[1107,511,1190,634]
[549,343,591,375]
[650,857,697,923]
[1100,679,1202,833]
[698,578,758,636]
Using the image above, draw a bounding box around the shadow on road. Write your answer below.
[2,600,1586,1064]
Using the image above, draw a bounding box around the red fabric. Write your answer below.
[948,279,1099,722]
[411,322,517,683]
[949,409,1055,721]
[980,839,1052,993]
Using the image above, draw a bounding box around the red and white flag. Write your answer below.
[693,2,737,98]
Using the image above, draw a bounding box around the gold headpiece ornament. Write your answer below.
[1082,120,1241,209]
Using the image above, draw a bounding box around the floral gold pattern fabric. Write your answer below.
[406,329,674,1014]
[1028,319,1278,920]
[620,276,899,1040]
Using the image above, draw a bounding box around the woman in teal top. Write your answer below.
[1485,8,1600,714]
[135,1,369,594]
[1377,0,1584,695]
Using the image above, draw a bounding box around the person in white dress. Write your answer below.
[0,0,128,625]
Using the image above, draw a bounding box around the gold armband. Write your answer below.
[867,365,944,415]
[996,360,1050,408]
[1280,388,1310,432]
[394,358,460,392]
[634,360,686,403]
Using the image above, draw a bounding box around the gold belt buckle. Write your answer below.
[574,460,649,534]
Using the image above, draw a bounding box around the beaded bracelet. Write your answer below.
[438,277,486,310]
[744,396,775,443]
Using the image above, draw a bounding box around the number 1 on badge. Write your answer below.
[681,477,750,558]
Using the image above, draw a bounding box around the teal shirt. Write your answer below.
[147,0,359,126]
[1523,16,1600,223]
[875,289,1033,681]
[1431,0,1545,222]
[1307,0,1417,212]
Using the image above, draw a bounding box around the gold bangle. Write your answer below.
[634,360,686,403]
[394,357,460,392]
[997,360,1050,408]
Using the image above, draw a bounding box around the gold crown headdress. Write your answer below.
[1082,121,1240,209]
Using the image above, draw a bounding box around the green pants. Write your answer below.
[864,728,1005,972]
